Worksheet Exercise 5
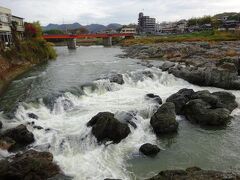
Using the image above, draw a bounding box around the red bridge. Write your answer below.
[43,33,134,39]
[43,33,134,49]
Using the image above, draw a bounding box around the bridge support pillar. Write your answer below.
[67,38,77,49]
[103,37,112,47]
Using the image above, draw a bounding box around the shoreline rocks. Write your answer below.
[87,112,131,144]
[0,150,61,180]
[122,42,240,90]
[150,102,178,135]
[148,167,240,180]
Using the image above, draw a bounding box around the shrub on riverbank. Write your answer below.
[121,30,240,46]
[1,22,57,63]
[3,38,56,62]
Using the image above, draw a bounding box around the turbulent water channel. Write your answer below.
[0,46,240,180]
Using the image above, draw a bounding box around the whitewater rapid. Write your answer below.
[0,48,240,179]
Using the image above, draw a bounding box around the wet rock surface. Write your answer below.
[0,124,34,151]
[147,167,240,180]
[0,150,61,180]
[108,73,124,85]
[150,102,178,135]
[87,112,131,143]
[165,89,238,127]
[139,143,160,156]
[28,113,39,120]
[184,99,231,126]
[166,88,194,115]
[146,94,163,105]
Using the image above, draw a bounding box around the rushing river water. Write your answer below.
[0,46,240,180]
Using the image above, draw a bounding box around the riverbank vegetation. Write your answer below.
[2,22,56,62]
[0,22,57,95]
[121,30,240,46]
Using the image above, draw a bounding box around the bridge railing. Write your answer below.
[43,33,135,39]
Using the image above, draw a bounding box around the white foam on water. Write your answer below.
[4,67,240,180]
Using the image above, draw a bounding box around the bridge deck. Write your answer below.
[43,33,134,39]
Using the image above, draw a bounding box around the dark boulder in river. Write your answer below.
[0,150,61,179]
[146,94,163,105]
[1,124,34,151]
[147,167,240,180]
[184,99,231,126]
[139,143,160,156]
[0,121,2,129]
[87,112,131,143]
[166,88,194,115]
[150,102,178,135]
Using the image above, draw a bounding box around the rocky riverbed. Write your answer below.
[122,41,240,90]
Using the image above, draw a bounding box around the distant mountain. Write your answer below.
[43,23,122,33]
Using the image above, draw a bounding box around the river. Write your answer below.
[0,46,240,180]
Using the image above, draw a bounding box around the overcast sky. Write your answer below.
[1,0,240,26]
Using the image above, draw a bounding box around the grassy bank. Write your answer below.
[121,30,240,46]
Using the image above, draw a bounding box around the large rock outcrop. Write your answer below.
[150,103,178,135]
[0,150,61,179]
[87,112,131,143]
[148,167,240,180]
[169,62,240,90]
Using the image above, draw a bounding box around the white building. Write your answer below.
[120,27,136,34]
[0,6,24,45]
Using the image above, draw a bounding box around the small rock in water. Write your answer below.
[150,102,178,135]
[0,121,2,129]
[146,94,163,105]
[142,71,154,79]
[28,113,39,120]
[109,73,124,85]
[33,125,44,130]
[139,143,160,156]
[87,112,131,144]
[160,61,175,71]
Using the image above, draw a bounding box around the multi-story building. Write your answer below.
[0,6,24,45]
[138,12,156,34]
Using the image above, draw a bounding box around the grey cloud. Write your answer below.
[1,0,240,25]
